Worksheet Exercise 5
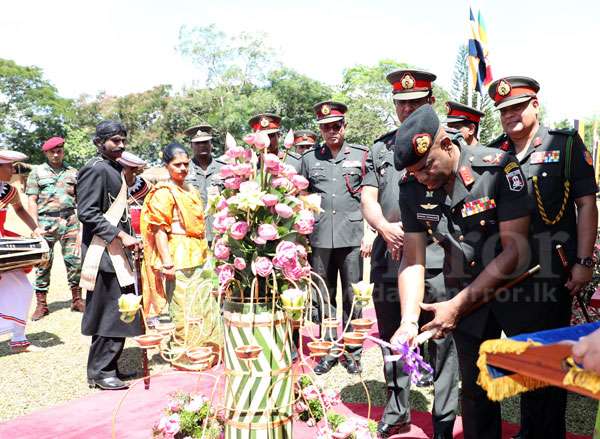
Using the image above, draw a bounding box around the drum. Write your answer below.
[0,237,49,273]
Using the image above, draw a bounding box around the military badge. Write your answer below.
[531,150,560,164]
[260,117,270,128]
[459,166,475,186]
[420,203,438,210]
[504,162,518,173]
[497,80,511,97]
[506,169,525,192]
[426,190,434,198]
[500,140,510,152]
[321,104,331,115]
[585,149,593,166]
[303,134,308,140]
[461,196,496,217]
[412,133,431,156]
[401,73,415,89]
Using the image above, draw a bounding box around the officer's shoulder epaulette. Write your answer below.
[469,146,508,168]
[286,150,301,160]
[399,170,414,185]
[349,143,368,151]
[373,129,398,146]
[548,127,577,136]
[486,133,508,149]
[0,182,16,206]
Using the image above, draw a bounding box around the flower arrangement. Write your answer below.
[207,131,322,303]
[294,375,377,438]
[118,293,142,323]
[152,392,223,439]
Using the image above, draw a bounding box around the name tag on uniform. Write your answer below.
[461,196,496,217]
[342,160,361,168]
[416,212,439,222]
[531,150,560,164]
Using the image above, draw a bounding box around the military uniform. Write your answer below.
[301,140,367,361]
[363,129,458,436]
[487,76,599,439]
[395,105,531,439]
[293,129,318,155]
[26,160,82,311]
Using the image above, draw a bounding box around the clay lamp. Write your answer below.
[351,318,375,333]
[155,322,176,335]
[133,334,163,348]
[343,331,366,347]
[307,340,334,357]
[235,345,262,360]
[186,346,214,364]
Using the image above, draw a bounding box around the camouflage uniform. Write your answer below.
[26,162,82,316]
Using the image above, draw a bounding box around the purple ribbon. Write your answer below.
[365,335,434,384]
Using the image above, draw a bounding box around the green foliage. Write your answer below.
[326,412,346,430]
[63,125,95,168]
[0,58,73,161]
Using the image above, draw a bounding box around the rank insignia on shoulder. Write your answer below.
[483,153,504,164]
[585,149,593,166]
[506,169,525,192]
[531,150,560,164]
[459,166,475,186]
[500,140,510,151]
[504,162,518,173]
[461,196,496,217]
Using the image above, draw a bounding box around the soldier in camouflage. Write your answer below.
[26,137,83,319]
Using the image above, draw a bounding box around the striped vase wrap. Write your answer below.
[223,299,294,439]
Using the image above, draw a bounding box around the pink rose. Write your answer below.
[225,145,246,159]
[213,241,231,260]
[273,241,298,268]
[217,264,234,284]
[263,153,281,170]
[272,177,293,191]
[229,221,249,240]
[212,213,234,234]
[296,244,307,259]
[261,194,279,207]
[224,177,242,190]
[291,174,309,190]
[253,235,267,245]
[234,257,247,270]
[274,203,293,219]
[252,257,273,277]
[281,164,298,178]
[219,165,235,179]
[254,132,270,150]
[293,209,315,235]
[258,223,278,241]
[233,163,253,177]
[283,260,306,281]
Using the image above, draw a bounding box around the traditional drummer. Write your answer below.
[0,149,44,353]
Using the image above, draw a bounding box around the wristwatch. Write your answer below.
[575,257,594,268]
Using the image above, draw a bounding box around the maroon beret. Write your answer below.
[42,137,65,152]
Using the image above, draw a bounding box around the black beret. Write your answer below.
[95,120,127,139]
[394,104,440,170]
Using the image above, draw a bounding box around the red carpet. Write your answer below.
[0,307,591,438]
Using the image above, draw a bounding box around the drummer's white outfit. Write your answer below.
[0,182,33,348]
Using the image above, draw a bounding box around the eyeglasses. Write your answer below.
[109,137,128,145]
[321,121,344,132]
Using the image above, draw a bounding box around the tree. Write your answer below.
[449,45,501,145]
[0,59,73,161]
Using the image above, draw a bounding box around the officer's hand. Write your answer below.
[117,231,140,249]
[566,264,593,296]
[420,299,460,338]
[572,328,600,374]
[381,222,404,260]
[360,236,373,258]
[390,321,419,348]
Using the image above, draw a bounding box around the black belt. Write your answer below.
[40,209,75,218]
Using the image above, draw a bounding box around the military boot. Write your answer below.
[70,286,85,312]
[31,292,49,320]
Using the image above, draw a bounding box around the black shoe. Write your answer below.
[88,377,129,390]
[415,370,434,387]
[342,358,362,374]
[117,370,137,380]
[376,420,411,438]
[314,358,337,375]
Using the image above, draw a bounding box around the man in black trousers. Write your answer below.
[77,120,142,390]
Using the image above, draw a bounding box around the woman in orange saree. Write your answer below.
[140,143,222,367]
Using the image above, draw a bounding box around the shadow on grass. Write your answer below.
[339,379,430,412]
[48,299,75,313]
[0,330,63,357]
[117,347,170,380]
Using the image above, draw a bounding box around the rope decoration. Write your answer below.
[532,177,571,225]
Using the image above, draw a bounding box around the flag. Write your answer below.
[468,7,493,94]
